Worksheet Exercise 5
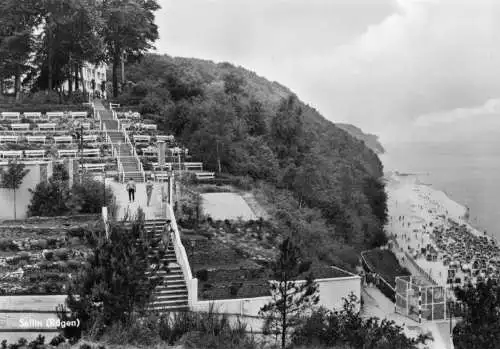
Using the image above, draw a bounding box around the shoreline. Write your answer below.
[386,170,495,241]
[384,170,500,286]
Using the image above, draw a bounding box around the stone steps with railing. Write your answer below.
[143,220,189,311]
[99,108,145,182]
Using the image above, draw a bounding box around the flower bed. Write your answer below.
[0,218,100,295]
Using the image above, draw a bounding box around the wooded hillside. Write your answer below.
[115,54,388,266]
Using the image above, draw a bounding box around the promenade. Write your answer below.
[109,180,166,220]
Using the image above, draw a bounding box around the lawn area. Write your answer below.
[362,248,410,287]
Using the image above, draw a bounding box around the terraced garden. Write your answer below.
[0,216,102,295]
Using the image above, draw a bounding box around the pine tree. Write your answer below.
[59,211,160,340]
[259,237,319,349]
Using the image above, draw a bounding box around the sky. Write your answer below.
[154,0,500,144]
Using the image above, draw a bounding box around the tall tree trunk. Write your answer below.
[13,189,16,220]
[80,63,87,94]
[14,66,21,102]
[112,56,119,98]
[74,64,79,91]
[68,55,73,96]
[48,28,53,92]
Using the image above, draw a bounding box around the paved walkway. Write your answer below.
[109,180,166,220]
[361,286,451,349]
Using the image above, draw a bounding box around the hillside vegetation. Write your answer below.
[335,123,385,154]
[114,54,388,268]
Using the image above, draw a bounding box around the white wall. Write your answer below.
[191,275,361,332]
[0,164,41,220]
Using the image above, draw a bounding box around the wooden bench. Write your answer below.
[27,136,47,144]
[83,163,106,172]
[83,135,98,142]
[24,150,46,158]
[0,151,23,159]
[70,111,88,119]
[141,124,157,130]
[46,111,64,119]
[53,136,73,144]
[184,162,203,171]
[1,112,20,120]
[121,123,132,130]
[153,163,172,171]
[142,147,158,156]
[57,149,78,158]
[0,136,19,143]
[133,135,151,143]
[110,103,120,109]
[153,173,170,181]
[82,148,100,157]
[195,172,215,180]
[37,123,57,131]
[10,123,30,131]
[156,135,175,142]
[23,112,42,119]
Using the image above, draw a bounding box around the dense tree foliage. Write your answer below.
[0,0,159,98]
[115,54,388,265]
[453,280,500,349]
[28,165,113,216]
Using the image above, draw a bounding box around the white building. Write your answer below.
[61,62,108,98]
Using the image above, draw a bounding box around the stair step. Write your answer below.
[153,295,187,302]
[147,305,189,312]
[154,289,188,295]
[155,284,187,291]
[150,300,188,307]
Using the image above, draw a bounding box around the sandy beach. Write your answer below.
[385,171,499,287]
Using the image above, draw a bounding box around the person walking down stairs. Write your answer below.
[146,176,154,207]
[126,178,136,203]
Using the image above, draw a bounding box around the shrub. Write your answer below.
[196,269,209,282]
[49,334,65,346]
[55,248,69,261]
[230,283,242,296]
[43,251,54,261]
[0,238,13,251]
[32,239,48,249]
[70,237,81,246]
[67,260,80,270]
[18,252,30,261]
[68,227,85,238]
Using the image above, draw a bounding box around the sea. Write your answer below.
[379,140,500,241]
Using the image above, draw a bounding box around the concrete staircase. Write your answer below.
[144,219,189,312]
[100,109,144,182]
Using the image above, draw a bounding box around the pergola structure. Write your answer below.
[395,275,447,323]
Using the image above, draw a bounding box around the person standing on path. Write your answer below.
[146,176,154,206]
[126,178,136,203]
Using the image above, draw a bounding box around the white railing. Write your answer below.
[166,203,198,306]
[102,206,110,240]
[112,109,122,130]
